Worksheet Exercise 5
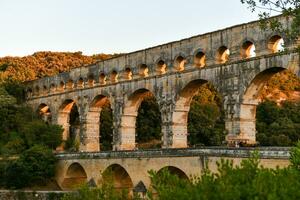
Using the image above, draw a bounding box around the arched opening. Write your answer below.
[173,80,224,148]
[86,95,113,152]
[37,103,52,124]
[239,67,300,146]
[50,83,56,92]
[157,60,167,75]
[194,51,206,68]
[88,74,95,87]
[57,99,80,151]
[102,164,133,193]
[34,86,40,96]
[175,56,186,71]
[27,88,33,99]
[99,73,106,85]
[42,85,48,95]
[110,71,118,83]
[268,35,284,53]
[62,163,87,190]
[58,81,65,92]
[120,89,161,150]
[216,46,230,64]
[187,83,225,147]
[124,67,133,80]
[241,41,256,58]
[139,64,149,78]
[77,78,84,88]
[157,166,189,180]
[136,93,162,149]
[66,79,74,90]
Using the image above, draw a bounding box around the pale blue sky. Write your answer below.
[0,0,258,57]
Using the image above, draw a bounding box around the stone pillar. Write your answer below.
[81,108,101,152]
[160,99,173,148]
[171,109,189,148]
[57,111,70,141]
[255,39,269,56]
[112,97,136,151]
[118,114,136,150]
[224,95,257,146]
[160,95,188,149]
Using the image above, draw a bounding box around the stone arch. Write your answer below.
[238,67,287,144]
[157,166,189,180]
[241,40,256,58]
[110,70,118,83]
[216,46,230,64]
[85,95,112,152]
[123,67,133,80]
[102,164,133,192]
[268,34,284,53]
[120,88,160,150]
[194,50,206,68]
[174,55,186,71]
[34,85,40,96]
[42,85,48,95]
[50,83,56,92]
[37,103,52,123]
[87,74,95,87]
[172,79,209,148]
[26,88,33,99]
[156,59,167,75]
[57,99,80,150]
[139,64,149,78]
[77,77,84,88]
[66,79,74,89]
[58,81,65,92]
[99,72,107,85]
[62,162,87,190]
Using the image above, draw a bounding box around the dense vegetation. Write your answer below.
[0,51,119,82]
[257,100,300,146]
[62,142,300,200]
[0,83,63,189]
[188,83,225,146]
[136,95,162,149]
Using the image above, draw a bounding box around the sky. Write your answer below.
[0,0,258,57]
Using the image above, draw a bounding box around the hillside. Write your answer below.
[0,51,120,82]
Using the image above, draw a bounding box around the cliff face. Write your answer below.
[0,51,120,82]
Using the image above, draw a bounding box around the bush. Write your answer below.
[3,145,57,189]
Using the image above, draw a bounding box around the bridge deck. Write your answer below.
[56,147,290,160]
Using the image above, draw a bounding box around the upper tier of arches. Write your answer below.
[26,30,291,98]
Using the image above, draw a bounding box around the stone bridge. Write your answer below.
[55,147,290,190]
[25,15,300,152]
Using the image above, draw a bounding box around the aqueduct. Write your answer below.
[26,15,300,151]
[25,15,299,190]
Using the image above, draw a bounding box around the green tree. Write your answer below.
[4,145,57,189]
[241,0,300,40]
[188,83,225,146]
[136,96,162,148]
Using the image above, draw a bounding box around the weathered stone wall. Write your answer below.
[55,147,290,190]
[25,15,300,151]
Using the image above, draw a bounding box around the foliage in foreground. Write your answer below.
[62,143,300,200]
[149,144,300,200]
[1,145,57,189]
[0,82,62,189]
